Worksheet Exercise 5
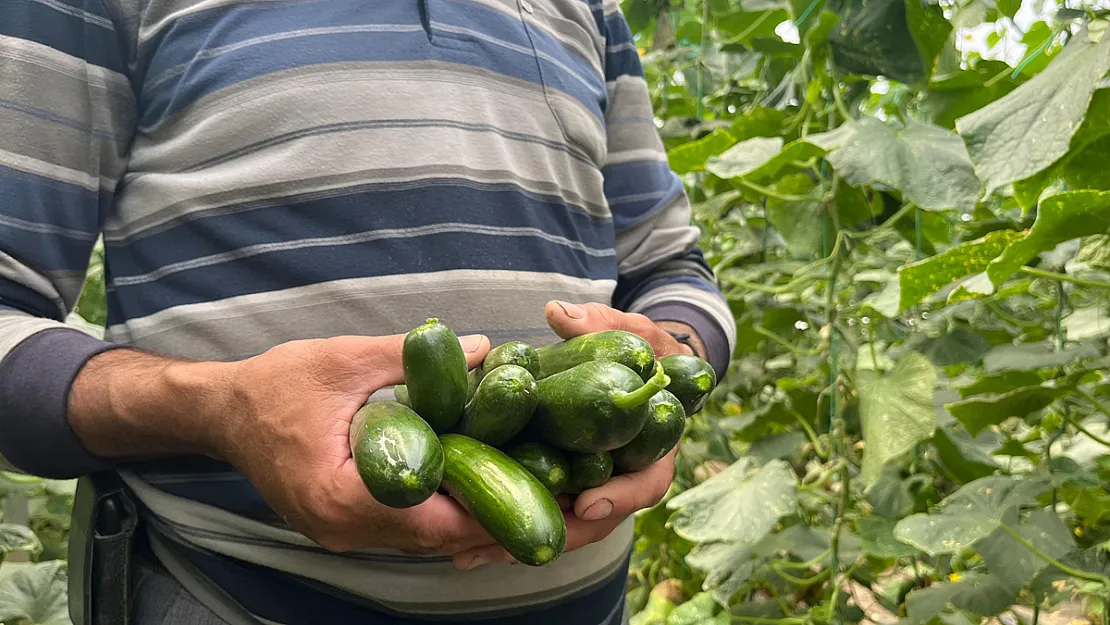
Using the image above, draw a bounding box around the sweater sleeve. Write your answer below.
[593,0,736,378]
[0,0,136,477]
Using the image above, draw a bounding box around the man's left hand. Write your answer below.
[451,301,702,570]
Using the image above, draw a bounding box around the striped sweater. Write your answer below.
[0,0,736,621]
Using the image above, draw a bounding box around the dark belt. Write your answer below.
[69,471,140,625]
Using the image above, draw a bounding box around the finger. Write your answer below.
[563,514,625,553]
[573,448,676,521]
[544,301,682,356]
[556,493,574,511]
[413,494,501,555]
[451,543,516,571]
[336,333,490,387]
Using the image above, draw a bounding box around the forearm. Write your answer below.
[68,348,235,464]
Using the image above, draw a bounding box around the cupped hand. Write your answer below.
[452,301,696,570]
[219,332,499,556]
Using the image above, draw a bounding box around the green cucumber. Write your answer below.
[455,364,538,446]
[566,451,613,494]
[349,401,444,509]
[505,442,570,495]
[481,341,541,378]
[535,330,656,381]
[531,360,670,453]
[439,434,566,566]
[611,390,686,473]
[402,318,468,432]
[659,354,716,414]
[467,368,481,402]
[394,384,411,407]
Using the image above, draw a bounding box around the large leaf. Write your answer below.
[705,137,786,180]
[820,117,980,212]
[987,190,1110,286]
[857,351,937,486]
[685,542,762,605]
[919,62,1023,129]
[666,459,797,543]
[956,370,1052,398]
[827,0,937,83]
[765,174,823,255]
[0,561,69,625]
[669,130,739,175]
[893,230,1023,311]
[893,475,1052,555]
[982,342,1103,373]
[955,28,1110,197]
[667,592,728,625]
[974,509,1075,593]
[858,515,919,559]
[945,381,1071,437]
[932,422,1002,484]
[905,573,1016,623]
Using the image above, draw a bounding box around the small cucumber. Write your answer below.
[566,451,613,494]
[349,401,444,509]
[611,390,686,473]
[393,384,411,407]
[481,341,541,378]
[402,318,468,432]
[439,434,566,566]
[505,442,570,495]
[455,364,538,446]
[535,330,656,381]
[466,368,481,402]
[659,354,716,415]
[531,360,671,453]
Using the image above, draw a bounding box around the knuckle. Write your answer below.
[412,522,447,553]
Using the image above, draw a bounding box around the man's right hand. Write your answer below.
[69,332,500,557]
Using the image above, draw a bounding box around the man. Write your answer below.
[0,0,736,622]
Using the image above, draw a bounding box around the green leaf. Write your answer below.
[715,9,790,46]
[866,467,927,517]
[893,475,1052,555]
[820,118,980,212]
[995,0,1020,18]
[685,542,762,605]
[904,0,951,81]
[1014,93,1110,210]
[705,137,785,180]
[987,190,1110,286]
[0,561,70,625]
[857,351,937,487]
[955,29,1110,197]
[766,174,824,255]
[0,525,40,561]
[945,381,1071,437]
[859,515,919,558]
[956,370,1052,398]
[827,0,931,83]
[895,230,1023,311]
[632,594,678,625]
[669,130,739,175]
[974,509,1075,593]
[748,431,807,466]
[666,459,798,543]
[919,62,1023,130]
[906,328,991,367]
[667,592,725,625]
[982,342,1103,373]
[932,422,1001,484]
[905,573,1016,623]
[729,108,787,141]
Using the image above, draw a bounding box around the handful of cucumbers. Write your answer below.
[349,316,717,567]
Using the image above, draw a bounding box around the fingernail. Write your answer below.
[581,499,613,521]
[556,301,585,320]
[464,556,489,571]
[459,335,486,353]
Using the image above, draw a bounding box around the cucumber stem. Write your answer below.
[612,363,671,411]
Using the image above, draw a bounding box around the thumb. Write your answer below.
[544,300,629,339]
[332,333,490,388]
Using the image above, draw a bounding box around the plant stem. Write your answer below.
[726,276,820,295]
[914,206,923,261]
[737,178,815,203]
[846,202,916,238]
[985,300,1040,328]
[1056,280,1066,351]
[793,409,829,459]
[771,564,832,586]
[1020,267,1110,290]
[613,365,670,410]
[829,60,853,121]
[999,523,1110,585]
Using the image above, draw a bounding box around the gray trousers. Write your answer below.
[132,558,230,625]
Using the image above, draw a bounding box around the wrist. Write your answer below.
[69,349,237,462]
[655,321,706,359]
